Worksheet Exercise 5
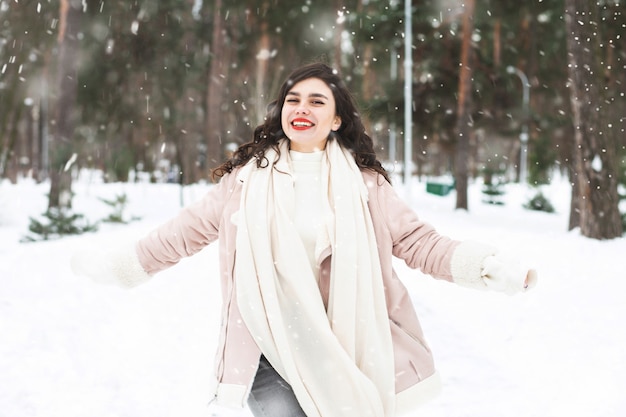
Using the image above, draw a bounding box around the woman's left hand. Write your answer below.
[480,253,538,295]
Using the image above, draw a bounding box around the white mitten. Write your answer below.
[70,242,151,288]
[481,253,538,295]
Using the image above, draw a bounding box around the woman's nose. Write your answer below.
[295,104,310,114]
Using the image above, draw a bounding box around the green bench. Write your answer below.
[426,179,455,196]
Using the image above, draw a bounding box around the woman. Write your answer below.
[72,63,537,417]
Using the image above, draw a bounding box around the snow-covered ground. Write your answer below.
[1,171,624,417]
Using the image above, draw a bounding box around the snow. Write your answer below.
[1,171,625,417]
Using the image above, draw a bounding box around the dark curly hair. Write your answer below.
[211,62,390,183]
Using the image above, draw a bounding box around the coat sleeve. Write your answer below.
[135,173,237,275]
[368,175,495,283]
[368,176,457,280]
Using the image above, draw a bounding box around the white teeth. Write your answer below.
[293,121,312,127]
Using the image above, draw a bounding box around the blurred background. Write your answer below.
[0,0,624,239]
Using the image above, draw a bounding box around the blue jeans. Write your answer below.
[248,356,307,417]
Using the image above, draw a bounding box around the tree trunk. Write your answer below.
[333,0,345,71]
[564,0,622,239]
[205,0,226,172]
[454,0,475,210]
[493,19,501,69]
[357,0,381,146]
[568,163,580,231]
[49,0,81,209]
[255,8,271,127]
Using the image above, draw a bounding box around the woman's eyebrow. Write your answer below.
[309,93,329,100]
[286,91,329,100]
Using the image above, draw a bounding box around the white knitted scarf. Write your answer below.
[235,138,395,417]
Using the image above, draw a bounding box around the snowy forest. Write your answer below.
[0,0,625,239]
[2,2,626,416]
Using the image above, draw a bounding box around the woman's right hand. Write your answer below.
[70,247,121,286]
[70,242,152,288]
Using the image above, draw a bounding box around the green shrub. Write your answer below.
[99,193,138,223]
[482,183,506,205]
[22,208,98,242]
[481,167,506,205]
[100,194,128,223]
[523,191,555,213]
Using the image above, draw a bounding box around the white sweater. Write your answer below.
[290,150,324,275]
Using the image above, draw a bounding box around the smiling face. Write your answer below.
[280,77,342,152]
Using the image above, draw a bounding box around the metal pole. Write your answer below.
[507,66,529,184]
[40,77,49,182]
[403,0,412,184]
[389,47,397,164]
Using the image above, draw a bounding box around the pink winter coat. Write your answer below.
[135,169,484,413]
